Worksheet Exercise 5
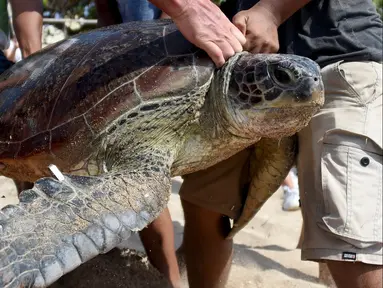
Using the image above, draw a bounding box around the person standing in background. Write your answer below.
[281,167,300,211]
[0,0,43,192]
[0,0,42,73]
[0,0,13,73]
[4,36,22,63]
[96,0,169,27]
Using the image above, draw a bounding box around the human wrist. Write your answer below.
[250,1,283,27]
[150,0,207,20]
[252,0,311,27]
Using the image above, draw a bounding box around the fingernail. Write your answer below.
[216,60,224,68]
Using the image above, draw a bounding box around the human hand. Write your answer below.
[232,3,280,54]
[172,0,246,67]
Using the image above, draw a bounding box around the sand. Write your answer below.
[0,175,330,288]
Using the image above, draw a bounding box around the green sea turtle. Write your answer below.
[0,20,324,287]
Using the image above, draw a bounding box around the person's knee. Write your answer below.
[181,199,231,236]
[326,260,382,288]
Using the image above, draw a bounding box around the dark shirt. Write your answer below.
[223,0,383,68]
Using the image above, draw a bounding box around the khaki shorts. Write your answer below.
[179,61,383,265]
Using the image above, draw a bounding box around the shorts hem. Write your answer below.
[179,193,239,220]
[302,248,383,265]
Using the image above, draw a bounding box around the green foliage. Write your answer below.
[212,0,226,5]
[42,0,97,37]
[373,0,382,17]
[43,0,96,18]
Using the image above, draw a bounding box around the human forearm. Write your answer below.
[255,0,311,26]
[10,0,42,58]
[149,0,193,19]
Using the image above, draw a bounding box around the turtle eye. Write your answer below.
[269,64,297,87]
[274,68,291,84]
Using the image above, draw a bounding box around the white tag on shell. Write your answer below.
[48,164,65,182]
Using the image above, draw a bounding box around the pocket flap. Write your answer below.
[323,128,382,156]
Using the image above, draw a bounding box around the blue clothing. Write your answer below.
[117,0,162,22]
[0,50,12,75]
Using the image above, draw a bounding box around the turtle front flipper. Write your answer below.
[226,136,297,239]
[0,156,172,288]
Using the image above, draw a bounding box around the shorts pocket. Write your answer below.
[320,131,382,244]
[336,61,381,105]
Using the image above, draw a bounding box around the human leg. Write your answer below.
[326,258,382,287]
[13,180,33,194]
[282,172,294,188]
[182,199,233,288]
[282,169,300,211]
[179,148,252,288]
[297,61,382,288]
[327,261,382,288]
[139,208,181,288]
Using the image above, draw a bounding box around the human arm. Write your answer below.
[254,0,311,27]
[232,0,311,53]
[94,0,123,27]
[9,0,42,58]
[149,0,246,67]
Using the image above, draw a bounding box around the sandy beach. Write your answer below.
[0,175,329,288]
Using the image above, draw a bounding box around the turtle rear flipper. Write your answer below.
[0,158,171,288]
[227,136,298,239]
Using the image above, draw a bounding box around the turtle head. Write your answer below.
[218,52,324,139]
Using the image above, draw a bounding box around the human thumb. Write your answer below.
[232,12,247,36]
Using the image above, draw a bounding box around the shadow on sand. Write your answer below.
[50,232,320,288]
[50,248,173,288]
[233,243,319,284]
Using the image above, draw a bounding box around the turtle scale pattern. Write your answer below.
[0,21,212,180]
[0,20,324,288]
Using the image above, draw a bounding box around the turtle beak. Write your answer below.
[294,75,325,106]
[312,89,325,107]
